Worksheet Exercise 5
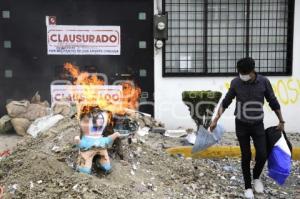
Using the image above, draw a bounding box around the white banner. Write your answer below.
[50,85,123,105]
[47,25,121,55]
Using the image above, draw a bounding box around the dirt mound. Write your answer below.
[0,118,299,199]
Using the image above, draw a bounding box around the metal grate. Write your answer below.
[163,0,294,76]
[164,0,206,73]
[249,0,291,73]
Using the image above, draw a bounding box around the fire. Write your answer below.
[64,63,141,116]
[64,63,104,85]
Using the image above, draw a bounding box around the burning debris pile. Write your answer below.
[0,63,299,198]
[0,116,299,199]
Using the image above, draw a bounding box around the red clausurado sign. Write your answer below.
[47,25,121,55]
[50,85,123,106]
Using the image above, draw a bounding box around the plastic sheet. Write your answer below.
[268,134,292,185]
[27,114,64,137]
[192,124,225,154]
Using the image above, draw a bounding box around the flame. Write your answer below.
[64,63,141,116]
[122,81,141,110]
[64,63,104,85]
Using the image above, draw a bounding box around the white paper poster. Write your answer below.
[47,24,121,55]
[50,85,123,104]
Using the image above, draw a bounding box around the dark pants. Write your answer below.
[235,119,268,189]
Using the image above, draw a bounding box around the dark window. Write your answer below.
[163,0,294,76]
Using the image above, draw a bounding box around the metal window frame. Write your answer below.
[162,0,295,77]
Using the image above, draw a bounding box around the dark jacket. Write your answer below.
[222,74,280,124]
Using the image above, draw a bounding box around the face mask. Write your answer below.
[239,73,251,82]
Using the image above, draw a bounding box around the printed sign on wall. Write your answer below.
[47,21,121,55]
[50,85,123,104]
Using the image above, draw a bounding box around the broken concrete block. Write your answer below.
[52,102,72,117]
[10,118,31,136]
[31,91,41,104]
[6,100,49,121]
[136,127,150,136]
[152,127,166,134]
[24,104,50,121]
[142,115,153,127]
[6,100,30,118]
[31,92,50,107]
[0,115,13,134]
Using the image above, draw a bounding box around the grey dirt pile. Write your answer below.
[0,118,299,199]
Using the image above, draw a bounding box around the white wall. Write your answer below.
[154,1,300,133]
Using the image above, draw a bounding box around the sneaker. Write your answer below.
[254,179,264,193]
[244,189,255,199]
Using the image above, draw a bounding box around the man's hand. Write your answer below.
[276,121,285,131]
[209,118,218,132]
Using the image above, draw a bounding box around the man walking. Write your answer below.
[210,57,285,199]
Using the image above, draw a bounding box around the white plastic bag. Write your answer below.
[268,133,292,185]
[192,124,225,153]
[27,114,64,138]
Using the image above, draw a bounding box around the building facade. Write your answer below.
[0,0,299,132]
[155,0,300,132]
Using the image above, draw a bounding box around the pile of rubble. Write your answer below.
[1,93,49,136]
[0,92,76,137]
[0,118,299,198]
[0,95,299,199]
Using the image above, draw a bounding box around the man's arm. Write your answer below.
[210,80,236,130]
[264,78,285,130]
[274,109,285,131]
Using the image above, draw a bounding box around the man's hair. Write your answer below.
[237,57,255,74]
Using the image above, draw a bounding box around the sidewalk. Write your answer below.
[166,146,300,160]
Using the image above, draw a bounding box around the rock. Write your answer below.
[151,127,166,134]
[52,102,74,117]
[132,164,137,170]
[31,92,41,104]
[136,127,150,137]
[190,183,198,190]
[25,103,50,121]
[52,146,61,153]
[6,100,30,118]
[29,181,34,189]
[142,116,153,127]
[10,118,31,136]
[130,170,135,176]
[6,100,49,121]
[134,183,147,193]
[120,160,129,166]
[72,184,80,192]
[230,176,236,181]
[8,184,18,194]
[223,165,236,172]
[31,92,49,107]
[147,183,154,190]
[131,137,138,144]
[0,115,13,134]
